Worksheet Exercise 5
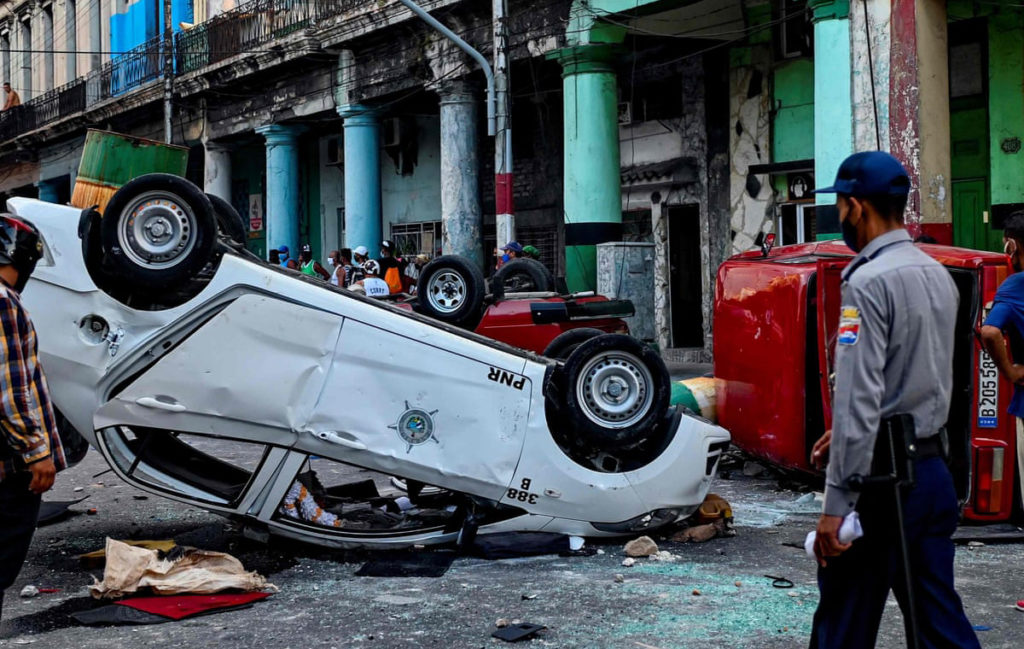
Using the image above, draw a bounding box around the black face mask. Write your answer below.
[841,215,861,253]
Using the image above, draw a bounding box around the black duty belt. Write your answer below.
[912,435,943,460]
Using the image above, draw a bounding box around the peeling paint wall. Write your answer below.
[381,115,442,239]
[850,0,890,152]
[729,46,774,255]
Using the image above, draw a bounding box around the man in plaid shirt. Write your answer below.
[0,214,64,620]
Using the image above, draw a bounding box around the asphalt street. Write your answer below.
[1,446,1021,649]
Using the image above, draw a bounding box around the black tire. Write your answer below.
[55,410,89,466]
[101,173,217,290]
[415,254,486,328]
[553,334,671,448]
[491,258,556,300]
[207,193,246,247]
[543,327,605,361]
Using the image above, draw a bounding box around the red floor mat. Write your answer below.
[115,592,271,620]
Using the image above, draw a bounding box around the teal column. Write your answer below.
[338,104,382,253]
[549,45,622,292]
[256,124,306,255]
[811,0,852,240]
[35,178,60,203]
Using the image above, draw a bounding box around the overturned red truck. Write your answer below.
[714,240,1017,523]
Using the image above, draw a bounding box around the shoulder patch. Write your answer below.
[838,305,861,345]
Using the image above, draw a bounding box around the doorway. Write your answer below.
[667,204,704,347]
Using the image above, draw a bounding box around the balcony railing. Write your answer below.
[2,0,373,146]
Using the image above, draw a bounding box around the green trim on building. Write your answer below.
[988,10,1024,209]
[808,0,850,22]
[773,59,815,163]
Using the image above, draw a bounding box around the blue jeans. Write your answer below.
[809,457,981,649]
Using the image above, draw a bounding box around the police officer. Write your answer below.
[808,152,980,649]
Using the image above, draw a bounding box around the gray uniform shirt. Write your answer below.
[824,228,958,517]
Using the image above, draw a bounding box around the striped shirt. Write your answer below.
[0,281,65,481]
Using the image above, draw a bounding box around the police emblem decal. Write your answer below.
[389,401,440,453]
[838,305,861,345]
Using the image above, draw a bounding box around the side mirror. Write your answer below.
[761,233,776,258]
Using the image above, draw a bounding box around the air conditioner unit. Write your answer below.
[618,101,633,125]
[382,118,401,147]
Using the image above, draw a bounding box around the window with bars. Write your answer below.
[390,221,442,258]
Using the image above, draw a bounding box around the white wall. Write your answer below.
[380,114,442,236]
[318,134,345,252]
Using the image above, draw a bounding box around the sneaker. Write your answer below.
[1016,600,1024,612]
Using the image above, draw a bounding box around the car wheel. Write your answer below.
[207,193,246,247]
[555,334,670,448]
[55,410,89,467]
[101,174,216,290]
[543,327,605,360]
[415,255,486,328]
[490,258,555,300]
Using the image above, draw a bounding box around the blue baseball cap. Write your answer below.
[502,241,524,254]
[277,245,289,254]
[814,151,911,197]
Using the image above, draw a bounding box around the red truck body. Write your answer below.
[714,240,1016,522]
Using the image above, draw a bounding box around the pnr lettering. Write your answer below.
[487,367,526,390]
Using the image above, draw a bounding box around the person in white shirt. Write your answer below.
[351,259,389,297]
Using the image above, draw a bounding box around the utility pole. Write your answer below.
[163,0,173,143]
[493,0,514,245]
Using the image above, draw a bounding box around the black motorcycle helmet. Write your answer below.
[0,214,44,293]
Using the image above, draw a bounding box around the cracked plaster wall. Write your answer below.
[851,0,890,152]
[729,47,773,255]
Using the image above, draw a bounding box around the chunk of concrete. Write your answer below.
[624,535,659,557]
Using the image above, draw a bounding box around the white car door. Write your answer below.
[299,317,535,502]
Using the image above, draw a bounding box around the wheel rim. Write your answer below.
[426,270,467,314]
[116,190,198,269]
[575,350,654,429]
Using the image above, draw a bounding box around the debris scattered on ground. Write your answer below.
[521,593,537,600]
[743,461,766,477]
[496,618,510,628]
[1015,599,1024,612]
[735,581,742,587]
[651,551,679,562]
[373,594,422,605]
[11,637,35,644]
[967,541,985,549]
[19,585,39,598]
[86,508,98,515]
[133,495,148,501]
[692,589,701,596]
[671,518,734,543]
[694,493,733,524]
[621,557,636,567]
[569,536,584,551]
[73,487,84,492]
[491,622,546,643]
[113,592,272,621]
[89,538,274,599]
[80,539,178,568]
[624,535,659,557]
[614,574,625,583]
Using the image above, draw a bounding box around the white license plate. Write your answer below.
[978,350,999,428]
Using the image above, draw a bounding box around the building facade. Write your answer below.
[0,0,1021,360]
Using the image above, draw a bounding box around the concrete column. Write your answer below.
[256,124,306,255]
[35,178,60,203]
[203,141,232,202]
[890,0,951,241]
[337,104,381,253]
[549,44,622,292]
[438,80,482,268]
[810,0,853,240]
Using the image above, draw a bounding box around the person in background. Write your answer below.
[351,245,369,284]
[298,244,330,280]
[378,240,403,294]
[496,241,523,271]
[351,259,389,297]
[268,248,280,265]
[0,215,65,621]
[277,245,297,270]
[522,245,541,261]
[2,83,21,111]
[327,249,350,287]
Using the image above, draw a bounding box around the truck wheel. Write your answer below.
[555,334,670,448]
[543,327,605,361]
[55,410,90,466]
[207,193,246,247]
[101,174,216,290]
[490,258,555,300]
[415,255,485,328]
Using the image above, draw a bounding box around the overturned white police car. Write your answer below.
[9,173,729,549]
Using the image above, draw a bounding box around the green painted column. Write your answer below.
[549,44,622,292]
[810,0,851,241]
[989,10,1024,209]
